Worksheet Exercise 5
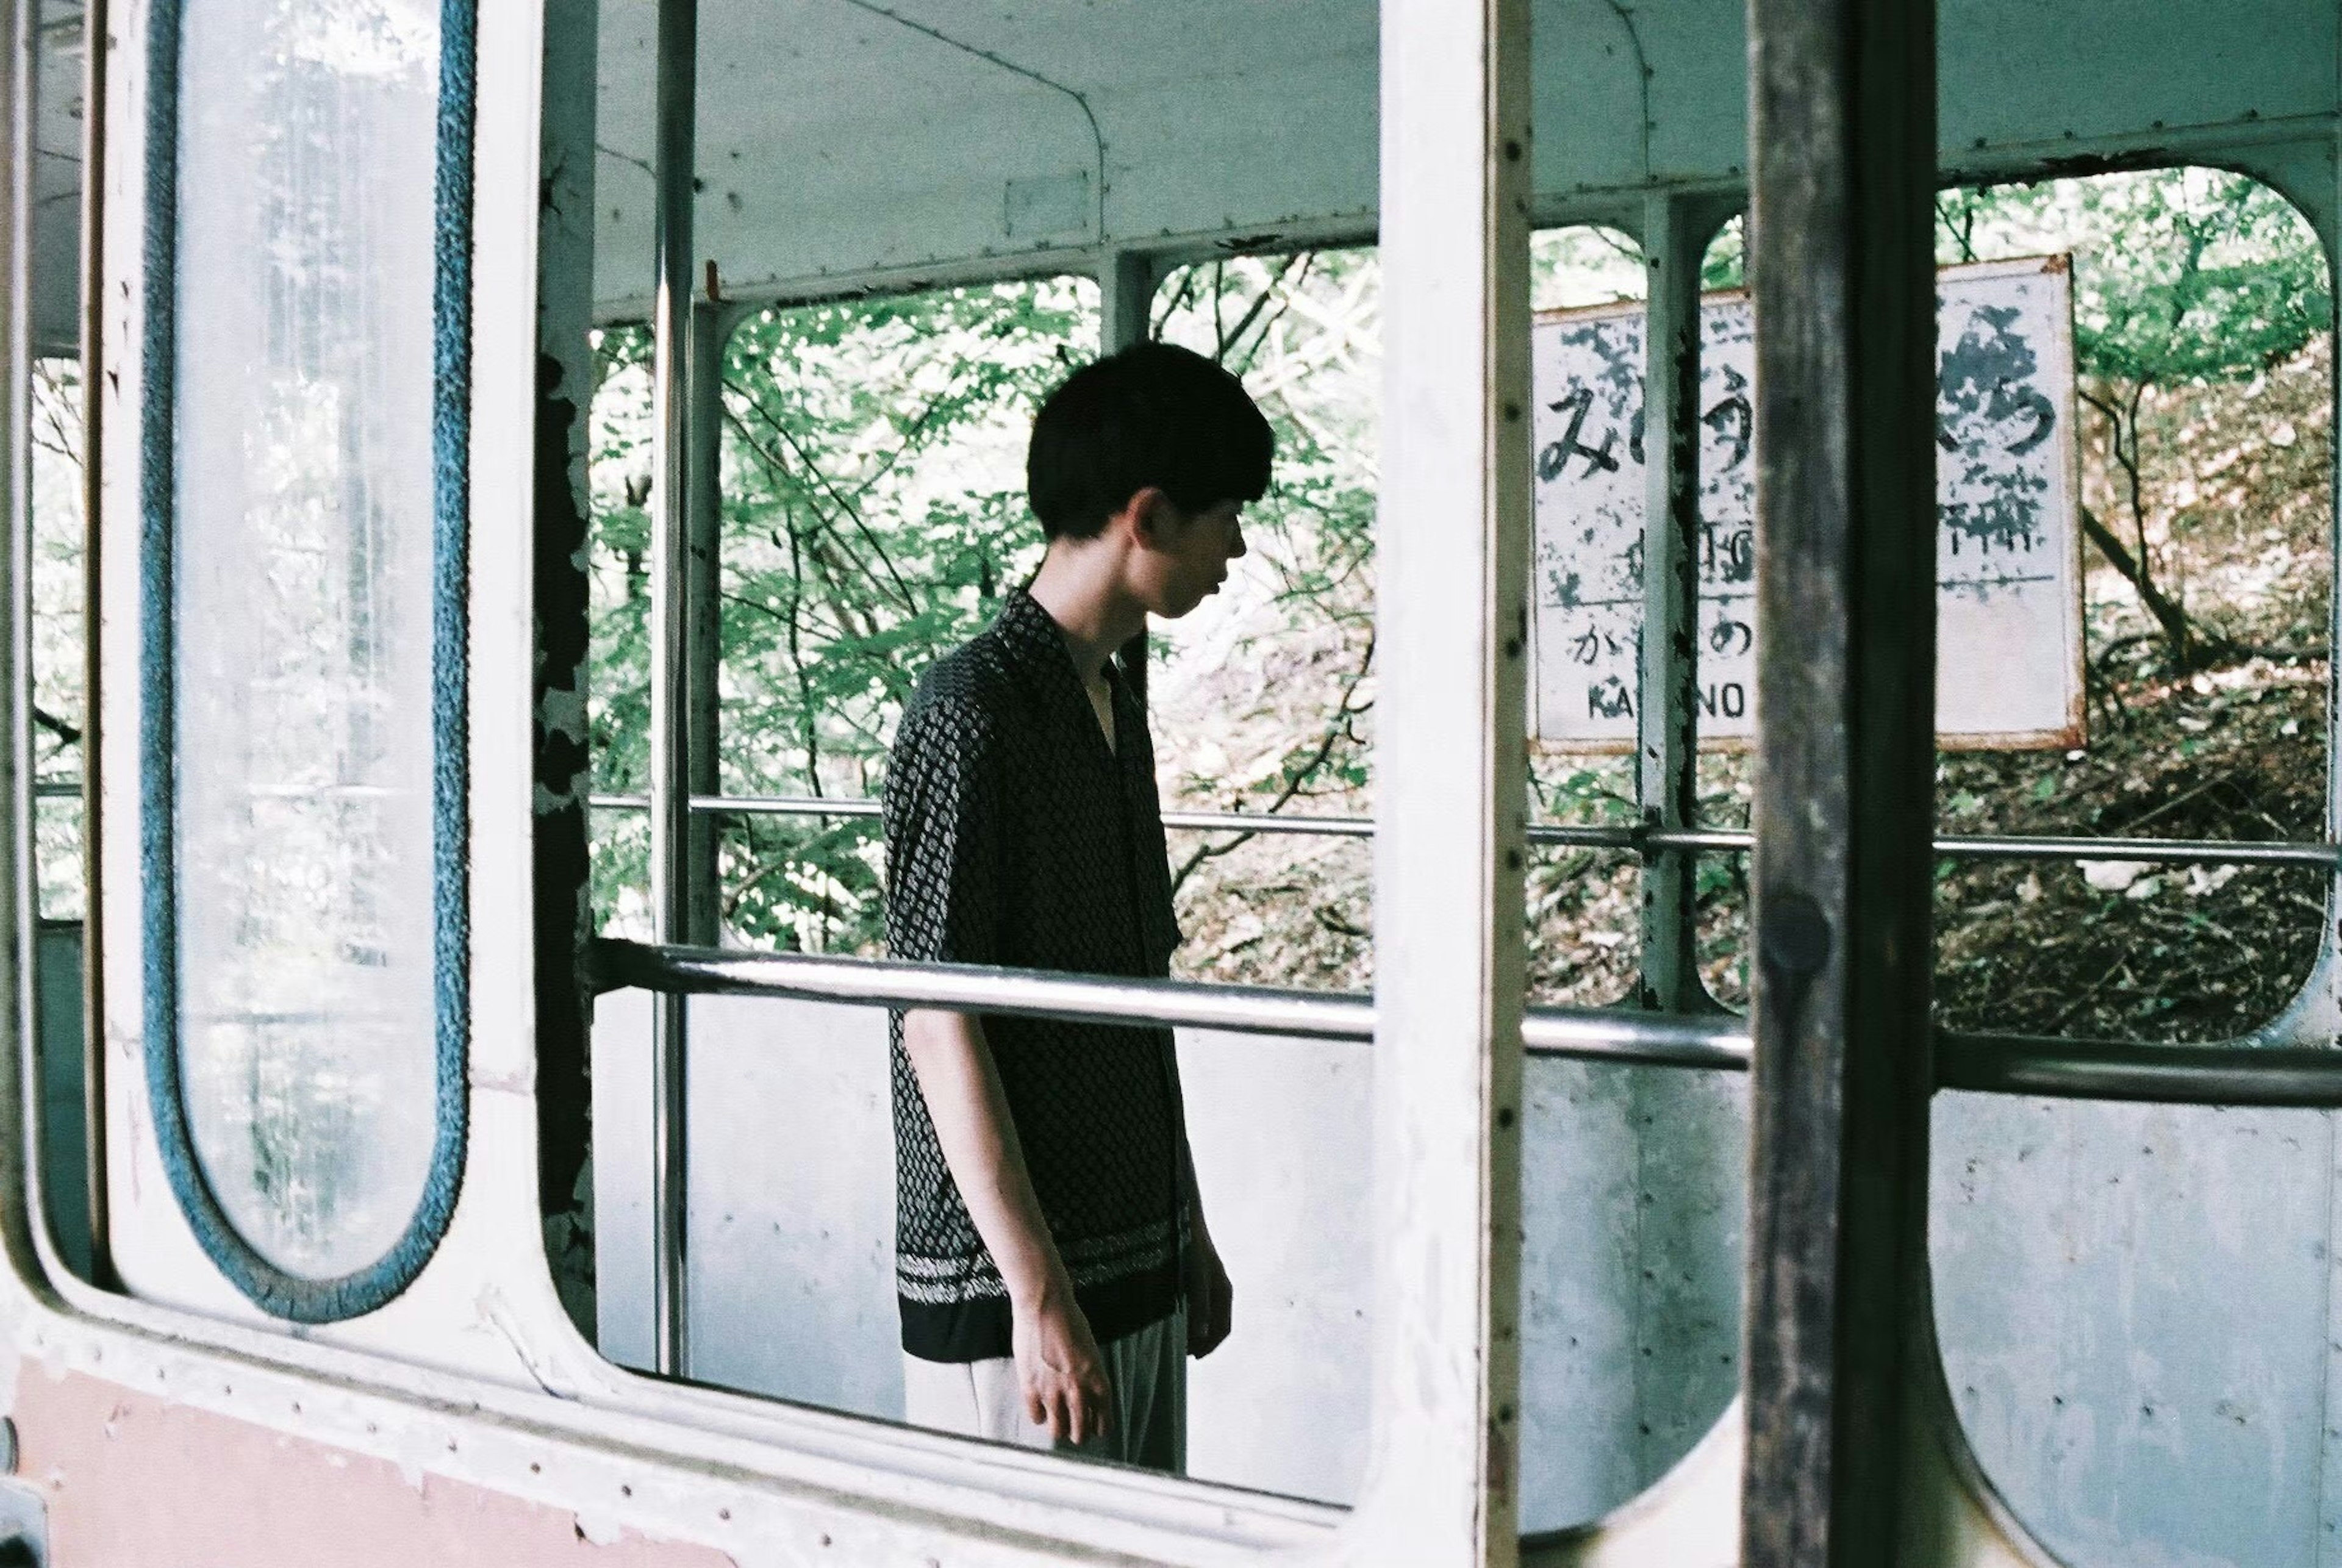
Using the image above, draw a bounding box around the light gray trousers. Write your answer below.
[902,1308,1186,1472]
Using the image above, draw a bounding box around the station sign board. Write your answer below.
[1530,254,2083,751]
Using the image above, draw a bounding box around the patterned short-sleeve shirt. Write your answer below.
[883,587,1187,1362]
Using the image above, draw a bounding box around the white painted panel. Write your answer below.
[1940,0,2338,154]
[678,995,902,1421]
[1531,256,2083,751]
[589,996,2342,1558]
[1933,1094,2337,1568]
[590,986,656,1372]
[592,993,1386,1497]
[589,994,1746,1528]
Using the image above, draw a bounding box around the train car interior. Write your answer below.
[0,0,2334,1564]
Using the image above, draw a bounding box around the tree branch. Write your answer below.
[1171,630,1376,895]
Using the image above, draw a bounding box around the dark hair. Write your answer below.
[1026,341,1274,540]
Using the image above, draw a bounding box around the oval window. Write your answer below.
[141,0,473,1318]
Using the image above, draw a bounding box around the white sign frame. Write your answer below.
[1529,254,2086,753]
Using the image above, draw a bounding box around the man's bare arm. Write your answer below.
[900,1008,1111,1443]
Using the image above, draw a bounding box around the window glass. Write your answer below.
[167,0,450,1281]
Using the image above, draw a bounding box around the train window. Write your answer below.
[1520,225,1650,1013]
[1693,169,2333,1047]
[1918,171,2342,1568]
[1137,234,1655,1011]
[140,0,472,1314]
[584,277,1102,948]
[1147,249,1379,995]
[583,260,1400,1500]
[1927,171,2332,1043]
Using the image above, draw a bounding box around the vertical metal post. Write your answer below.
[1,0,34,1281]
[78,0,112,1291]
[1100,249,1154,352]
[1634,192,1707,1012]
[1741,0,1938,1562]
[1100,250,1154,701]
[1367,0,1530,1559]
[646,0,697,1380]
[682,294,726,945]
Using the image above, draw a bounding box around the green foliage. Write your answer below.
[1941,170,2329,388]
[582,170,2332,1029]
[1700,217,1745,291]
[589,279,1095,950]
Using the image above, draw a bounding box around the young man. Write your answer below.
[882,340,1272,1469]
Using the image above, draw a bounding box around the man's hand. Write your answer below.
[1013,1278,1113,1444]
[1186,1231,1234,1358]
[902,1009,1111,1443]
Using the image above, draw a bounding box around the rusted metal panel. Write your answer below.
[1741,1,1941,1564]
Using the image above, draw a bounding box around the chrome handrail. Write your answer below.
[1935,1034,2342,1109]
[586,793,2342,868]
[594,936,1745,1069]
[593,939,2342,1108]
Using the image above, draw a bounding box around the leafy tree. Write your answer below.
[589,279,1095,950]
[1939,171,2330,670]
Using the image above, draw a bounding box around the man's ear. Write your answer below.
[1120,486,1177,546]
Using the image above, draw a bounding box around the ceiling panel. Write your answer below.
[598,0,2339,307]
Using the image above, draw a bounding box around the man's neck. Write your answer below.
[1027,539,1147,681]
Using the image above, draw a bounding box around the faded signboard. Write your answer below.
[1530,254,2083,751]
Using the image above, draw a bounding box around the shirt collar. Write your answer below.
[991,585,1074,676]
[991,586,1137,737]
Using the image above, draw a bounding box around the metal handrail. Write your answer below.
[586,792,2342,868]
[592,937,1750,1070]
[593,939,2342,1108]
[1935,1034,2342,1108]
